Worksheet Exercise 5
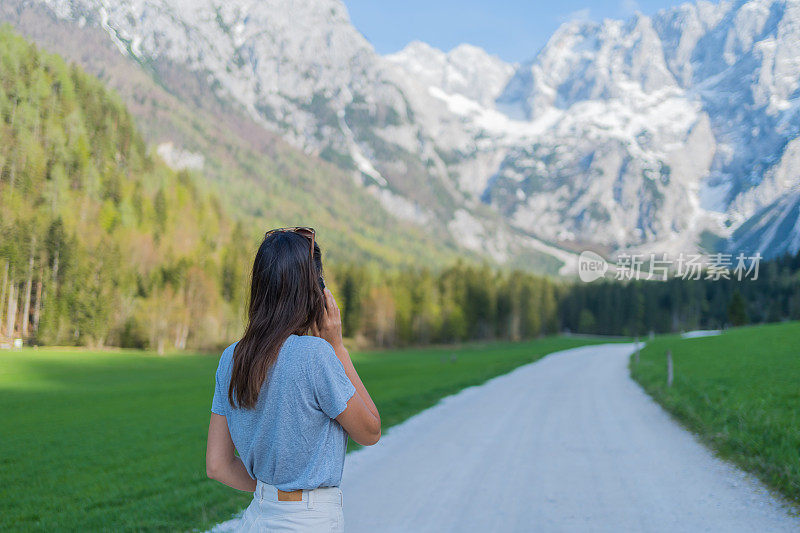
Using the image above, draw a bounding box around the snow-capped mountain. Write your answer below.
[456,0,800,257]
[10,0,800,264]
[488,10,718,248]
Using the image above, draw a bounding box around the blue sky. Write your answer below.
[343,1,689,63]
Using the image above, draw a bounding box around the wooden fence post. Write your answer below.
[635,337,640,364]
[666,350,673,387]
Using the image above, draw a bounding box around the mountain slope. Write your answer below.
[0,0,469,269]
[10,0,800,263]
[4,0,571,272]
[26,0,460,219]
[730,189,800,257]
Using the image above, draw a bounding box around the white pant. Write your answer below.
[236,481,345,532]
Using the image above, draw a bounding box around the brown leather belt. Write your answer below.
[277,489,303,502]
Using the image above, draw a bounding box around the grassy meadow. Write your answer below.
[0,336,606,531]
[631,321,800,505]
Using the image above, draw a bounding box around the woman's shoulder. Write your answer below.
[221,340,239,361]
[215,341,239,375]
[289,334,335,356]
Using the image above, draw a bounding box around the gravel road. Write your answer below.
[340,343,798,532]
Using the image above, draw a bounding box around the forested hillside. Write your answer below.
[0,27,249,350]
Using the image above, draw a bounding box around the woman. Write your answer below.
[206,227,381,532]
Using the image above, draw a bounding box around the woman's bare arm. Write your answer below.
[206,413,257,491]
[314,288,381,445]
[333,343,381,445]
[332,342,379,420]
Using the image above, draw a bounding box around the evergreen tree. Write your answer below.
[728,291,748,327]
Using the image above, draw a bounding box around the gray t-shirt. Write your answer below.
[211,335,356,491]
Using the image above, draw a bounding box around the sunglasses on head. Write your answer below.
[265,227,325,289]
[265,227,315,250]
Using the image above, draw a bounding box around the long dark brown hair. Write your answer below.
[229,230,325,408]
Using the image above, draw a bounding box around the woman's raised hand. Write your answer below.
[313,288,344,350]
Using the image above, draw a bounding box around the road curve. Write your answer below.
[340,343,798,532]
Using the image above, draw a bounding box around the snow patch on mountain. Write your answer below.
[156,142,205,171]
[369,186,433,226]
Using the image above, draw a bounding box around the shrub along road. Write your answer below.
[339,343,798,532]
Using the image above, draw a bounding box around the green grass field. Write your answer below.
[631,322,800,505]
[0,336,608,531]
